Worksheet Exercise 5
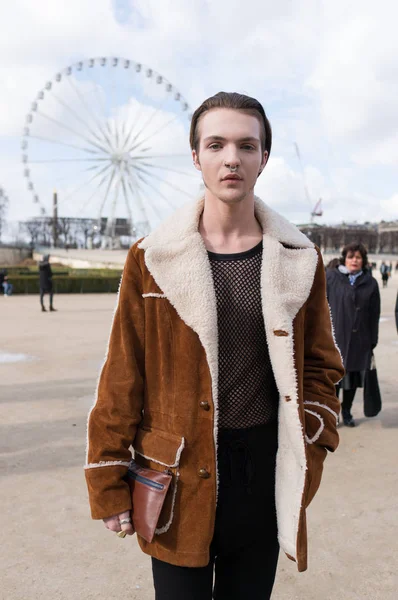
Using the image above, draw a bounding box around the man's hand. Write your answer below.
[103,511,135,536]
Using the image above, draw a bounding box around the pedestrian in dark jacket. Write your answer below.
[39,254,56,312]
[327,242,380,427]
[395,291,398,334]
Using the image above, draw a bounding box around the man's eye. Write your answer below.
[242,145,255,151]
[209,143,221,150]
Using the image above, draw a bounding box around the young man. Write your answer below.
[85,92,344,599]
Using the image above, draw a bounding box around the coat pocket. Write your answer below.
[133,427,185,535]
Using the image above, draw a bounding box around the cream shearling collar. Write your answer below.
[139,196,313,250]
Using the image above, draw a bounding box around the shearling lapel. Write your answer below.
[254,202,319,561]
[138,200,219,424]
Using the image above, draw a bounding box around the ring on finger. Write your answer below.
[119,518,132,525]
[116,531,127,538]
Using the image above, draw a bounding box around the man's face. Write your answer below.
[192,108,268,205]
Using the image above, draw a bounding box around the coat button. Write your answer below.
[198,468,210,479]
[200,401,210,411]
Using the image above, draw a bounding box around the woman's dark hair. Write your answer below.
[326,258,340,270]
[340,242,369,269]
[189,91,272,155]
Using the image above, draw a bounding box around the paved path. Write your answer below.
[1,273,397,599]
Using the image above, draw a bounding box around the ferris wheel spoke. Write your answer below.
[128,114,180,154]
[27,157,109,164]
[66,74,113,150]
[124,93,172,153]
[125,165,150,222]
[126,173,157,231]
[89,81,115,149]
[133,163,195,199]
[50,91,113,152]
[36,110,111,155]
[97,168,118,224]
[58,162,114,206]
[107,175,122,237]
[133,168,180,212]
[27,134,102,155]
[119,100,149,151]
[120,173,133,225]
[80,165,117,214]
[49,160,111,189]
[133,161,198,178]
[131,153,189,160]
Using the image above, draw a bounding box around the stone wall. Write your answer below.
[0,246,32,266]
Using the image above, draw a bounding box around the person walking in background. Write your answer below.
[327,243,380,427]
[39,254,56,312]
[326,257,340,271]
[395,291,398,334]
[380,261,389,287]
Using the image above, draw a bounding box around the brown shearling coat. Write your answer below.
[85,197,344,572]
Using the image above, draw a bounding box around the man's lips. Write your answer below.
[221,174,243,181]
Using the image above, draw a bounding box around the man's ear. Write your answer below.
[192,149,202,171]
[261,151,269,170]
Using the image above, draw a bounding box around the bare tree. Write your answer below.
[20,219,43,249]
[0,187,9,243]
[57,217,72,248]
[75,218,94,248]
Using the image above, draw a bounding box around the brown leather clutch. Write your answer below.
[125,461,172,543]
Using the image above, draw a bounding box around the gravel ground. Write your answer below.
[1,273,397,600]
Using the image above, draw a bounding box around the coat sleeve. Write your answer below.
[302,249,345,452]
[369,280,381,348]
[84,245,145,519]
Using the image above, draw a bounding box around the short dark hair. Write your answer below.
[189,91,272,155]
[341,242,369,269]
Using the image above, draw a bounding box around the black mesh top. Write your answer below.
[208,241,279,429]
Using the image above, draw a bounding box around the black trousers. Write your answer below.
[152,422,279,600]
[40,288,54,308]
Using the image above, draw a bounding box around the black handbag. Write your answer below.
[363,354,382,417]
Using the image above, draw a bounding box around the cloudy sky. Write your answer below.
[0,0,397,236]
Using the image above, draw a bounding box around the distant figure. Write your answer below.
[395,261,398,272]
[395,291,398,334]
[326,257,340,271]
[380,262,389,287]
[0,269,7,288]
[327,242,380,427]
[2,275,13,296]
[39,254,56,312]
[388,262,393,277]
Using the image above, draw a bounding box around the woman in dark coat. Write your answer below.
[39,254,56,312]
[327,243,380,427]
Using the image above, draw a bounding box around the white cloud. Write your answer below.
[0,0,397,231]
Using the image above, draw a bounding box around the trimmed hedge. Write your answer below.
[9,275,121,294]
[1,266,122,277]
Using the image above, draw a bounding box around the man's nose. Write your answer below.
[224,154,241,167]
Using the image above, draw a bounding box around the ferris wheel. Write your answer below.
[22,57,199,245]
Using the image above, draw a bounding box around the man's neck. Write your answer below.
[199,192,263,253]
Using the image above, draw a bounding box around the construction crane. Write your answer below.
[294,143,323,223]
